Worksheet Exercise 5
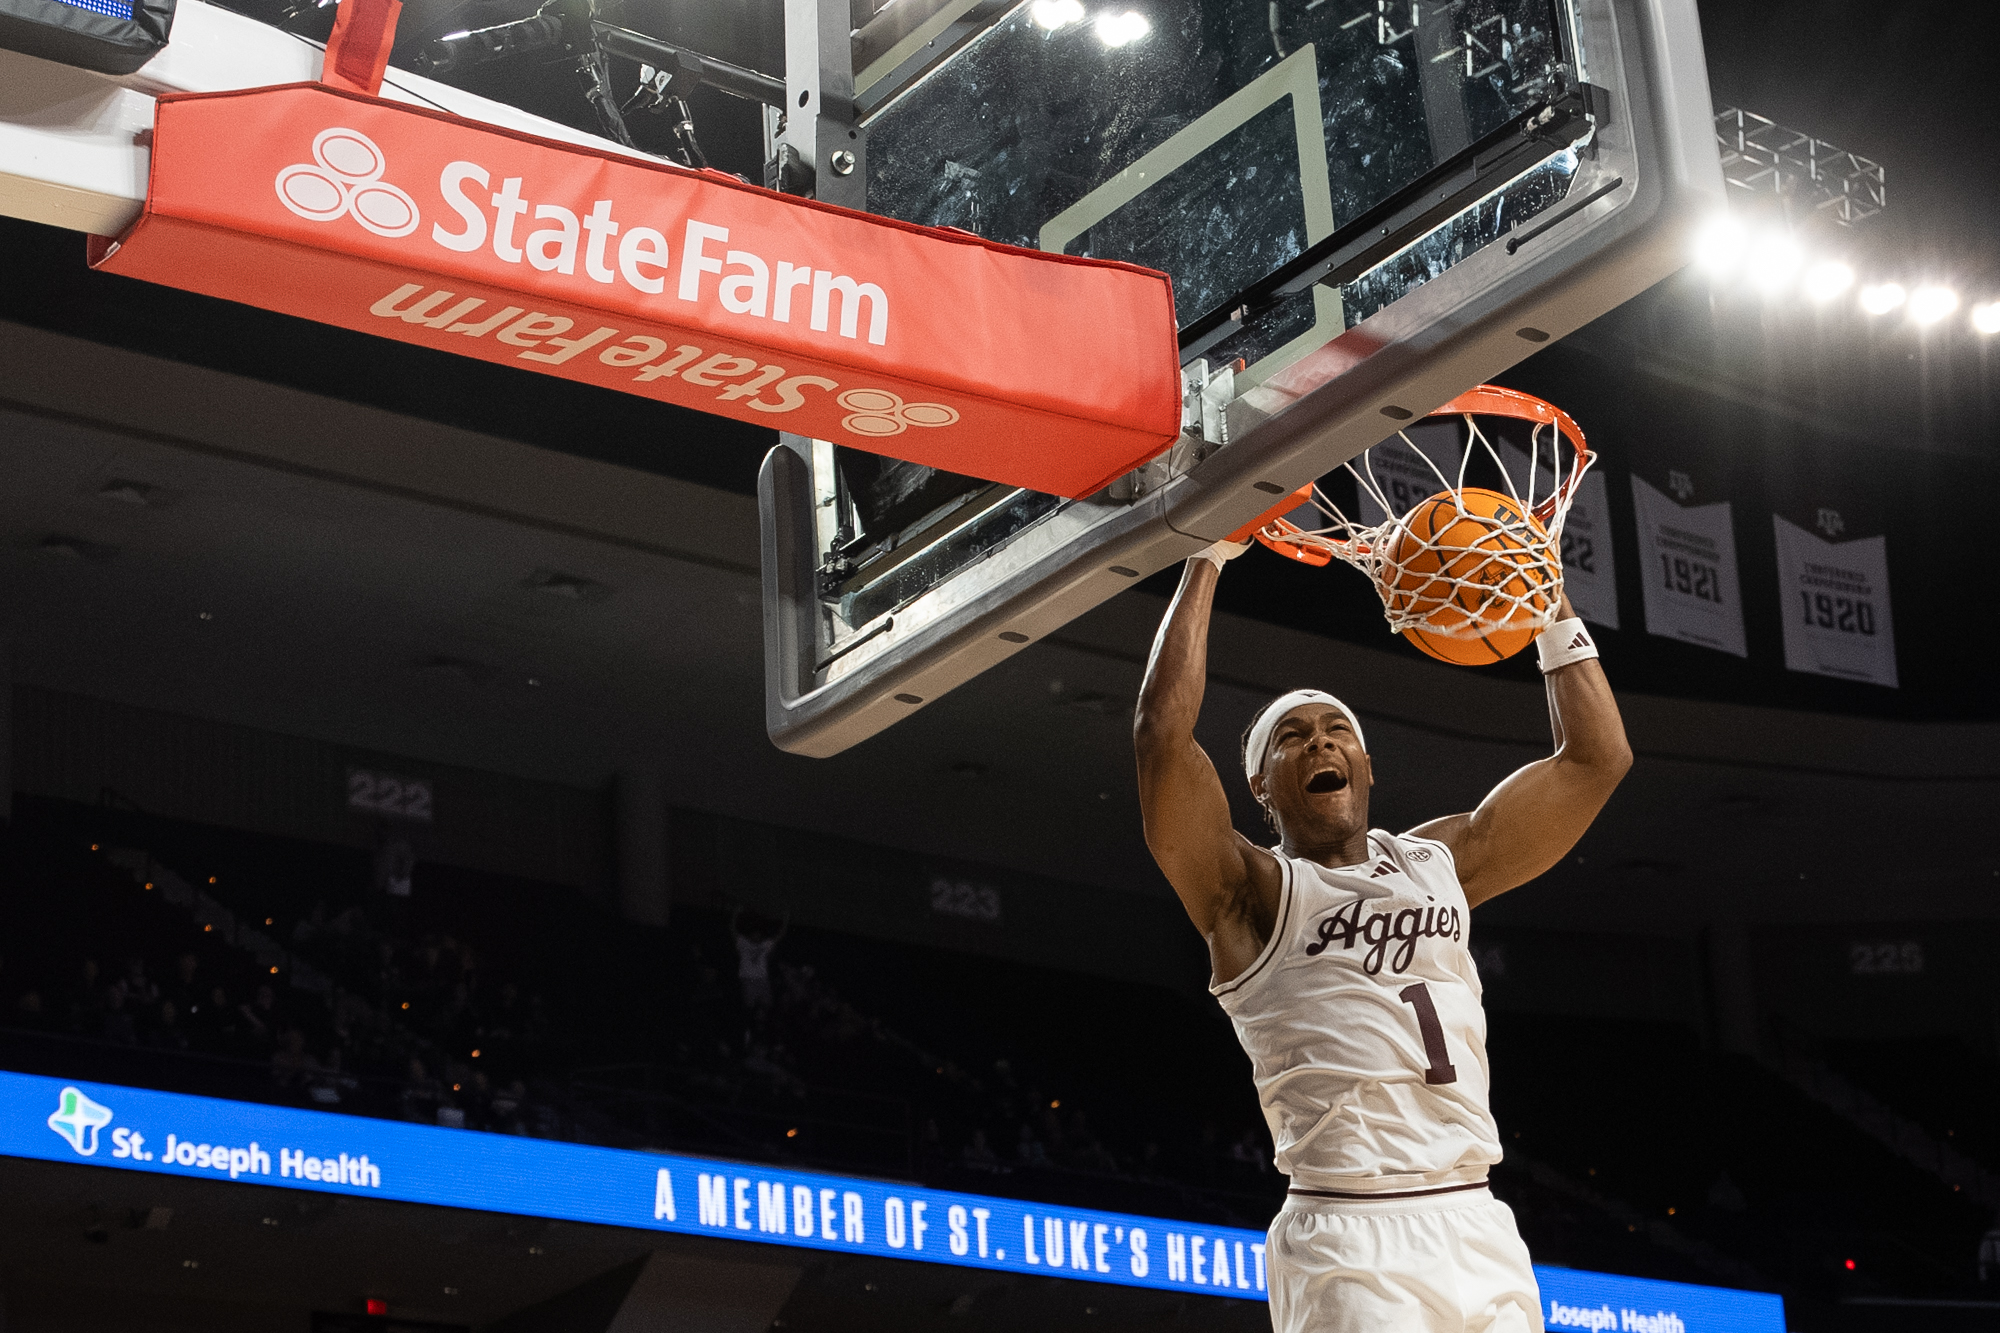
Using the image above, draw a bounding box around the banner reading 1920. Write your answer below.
[2,1071,1786,1330]
[1771,515,1897,688]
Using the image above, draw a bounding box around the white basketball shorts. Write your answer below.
[1266,1186,1543,1333]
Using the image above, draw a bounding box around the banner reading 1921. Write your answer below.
[1771,514,1897,688]
[1630,475,1745,656]
[1357,423,1464,527]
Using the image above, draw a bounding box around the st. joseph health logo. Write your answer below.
[47,1086,114,1156]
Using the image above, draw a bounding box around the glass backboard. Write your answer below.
[762,0,1724,755]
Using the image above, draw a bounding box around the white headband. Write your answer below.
[1243,690,1367,782]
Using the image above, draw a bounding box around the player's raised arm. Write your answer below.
[1134,547,1282,980]
[1410,595,1632,906]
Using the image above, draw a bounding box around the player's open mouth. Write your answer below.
[1305,770,1348,794]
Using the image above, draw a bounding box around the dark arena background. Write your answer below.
[4,0,2000,1330]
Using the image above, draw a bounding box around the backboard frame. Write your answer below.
[763,0,1725,756]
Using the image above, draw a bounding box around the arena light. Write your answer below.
[1857,282,1906,316]
[1800,260,1854,304]
[1908,285,1958,326]
[1692,214,1746,277]
[1744,231,1803,294]
[1030,0,1085,29]
[1973,301,2000,335]
[1093,10,1150,46]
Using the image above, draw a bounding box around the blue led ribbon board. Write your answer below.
[51,0,133,16]
[1537,1265,1787,1333]
[3,1071,1785,1327]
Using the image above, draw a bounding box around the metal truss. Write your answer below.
[1714,107,1886,226]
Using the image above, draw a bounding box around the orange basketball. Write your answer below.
[1385,487,1557,666]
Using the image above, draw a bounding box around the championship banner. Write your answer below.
[1356,421,1464,526]
[1630,475,1745,656]
[2,1070,1789,1331]
[1772,514,1897,688]
[1501,443,1617,628]
[89,84,1183,499]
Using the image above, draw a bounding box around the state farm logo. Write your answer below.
[838,389,959,438]
[275,128,420,238]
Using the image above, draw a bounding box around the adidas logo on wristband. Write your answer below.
[1537,619,1599,673]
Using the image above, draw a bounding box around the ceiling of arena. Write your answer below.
[3,0,1999,935]
[1,314,1994,939]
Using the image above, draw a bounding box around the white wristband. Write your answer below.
[1191,537,1253,571]
[1536,617,1600,673]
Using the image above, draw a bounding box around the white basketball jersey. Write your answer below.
[1211,829,1501,1192]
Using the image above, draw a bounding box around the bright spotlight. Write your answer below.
[1973,301,2000,335]
[1030,0,1085,29]
[1800,260,1854,304]
[1857,282,1906,316]
[1909,286,1959,326]
[1745,232,1803,294]
[1692,215,1746,277]
[1093,9,1150,46]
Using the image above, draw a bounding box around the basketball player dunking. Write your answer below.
[1134,539,1632,1333]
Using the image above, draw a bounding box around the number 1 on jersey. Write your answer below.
[1398,982,1458,1085]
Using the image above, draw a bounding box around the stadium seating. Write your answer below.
[4,794,1993,1324]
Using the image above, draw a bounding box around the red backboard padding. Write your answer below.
[94,84,1184,498]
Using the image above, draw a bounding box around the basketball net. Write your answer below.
[1245,386,1595,641]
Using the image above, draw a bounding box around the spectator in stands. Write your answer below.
[518,991,552,1069]
[433,980,476,1052]
[372,939,403,1009]
[271,1028,314,1089]
[101,980,138,1044]
[1068,1110,1119,1173]
[1034,1102,1064,1160]
[146,1000,189,1052]
[475,980,523,1076]
[400,1056,441,1123]
[291,901,330,947]
[66,958,104,1034]
[961,1128,998,1168]
[185,983,237,1054]
[306,1046,354,1106]
[238,983,281,1053]
[164,951,202,1018]
[732,906,788,1025]
[489,1079,528,1135]
[123,957,159,1009]
[1229,1127,1270,1175]
[376,837,416,900]
[463,1071,494,1128]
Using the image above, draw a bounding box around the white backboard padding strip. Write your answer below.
[0,0,660,236]
[0,52,154,233]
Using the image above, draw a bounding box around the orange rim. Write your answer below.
[1223,386,1589,571]
[1427,385,1591,527]
[1429,385,1587,452]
